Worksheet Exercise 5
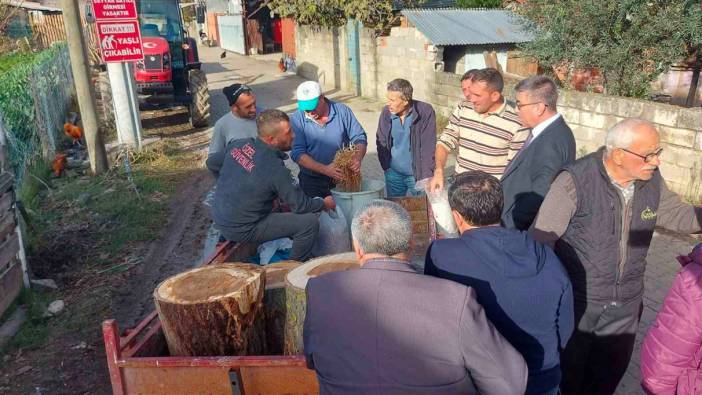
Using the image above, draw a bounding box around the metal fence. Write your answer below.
[0,43,74,187]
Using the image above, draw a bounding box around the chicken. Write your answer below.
[64,123,82,145]
[52,153,67,177]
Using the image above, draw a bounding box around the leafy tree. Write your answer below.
[455,0,502,8]
[680,1,702,107]
[266,0,421,29]
[515,0,702,98]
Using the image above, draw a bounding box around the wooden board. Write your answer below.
[123,366,233,395]
[239,366,319,395]
[0,261,21,318]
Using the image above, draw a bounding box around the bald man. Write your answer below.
[531,118,702,395]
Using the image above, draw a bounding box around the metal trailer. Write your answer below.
[101,196,437,395]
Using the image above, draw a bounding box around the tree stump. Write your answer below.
[154,263,265,356]
[262,260,301,355]
[283,252,360,355]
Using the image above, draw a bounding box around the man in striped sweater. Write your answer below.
[430,68,528,191]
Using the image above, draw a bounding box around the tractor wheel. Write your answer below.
[188,69,211,128]
[96,71,116,134]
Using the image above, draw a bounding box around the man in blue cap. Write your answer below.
[291,81,368,197]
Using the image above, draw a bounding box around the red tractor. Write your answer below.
[95,0,211,129]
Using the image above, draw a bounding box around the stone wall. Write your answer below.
[429,71,702,197]
[295,25,347,92]
[294,24,702,198]
[375,27,441,103]
[558,92,702,197]
[295,25,440,102]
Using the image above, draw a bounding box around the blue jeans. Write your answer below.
[384,168,422,198]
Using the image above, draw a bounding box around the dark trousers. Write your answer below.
[299,172,335,198]
[560,298,643,395]
[221,212,320,262]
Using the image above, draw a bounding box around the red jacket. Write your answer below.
[640,261,702,395]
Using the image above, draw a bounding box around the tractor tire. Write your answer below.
[188,69,211,128]
[96,71,116,133]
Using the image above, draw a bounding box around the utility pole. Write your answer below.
[61,0,109,174]
[107,63,142,150]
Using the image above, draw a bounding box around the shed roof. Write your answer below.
[401,8,532,46]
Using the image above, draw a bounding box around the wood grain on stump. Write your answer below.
[284,253,360,355]
[154,263,265,357]
[262,261,301,355]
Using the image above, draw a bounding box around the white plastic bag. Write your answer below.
[257,238,293,265]
[312,208,351,256]
[415,178,458,238]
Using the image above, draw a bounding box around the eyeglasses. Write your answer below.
[620,147,663,163]
[516,102,547,110]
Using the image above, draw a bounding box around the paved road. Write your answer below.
[200,46,700,395]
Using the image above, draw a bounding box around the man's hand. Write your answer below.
[429,170,444,193]
[323,196,336,211]
[325,164,343,180]
[350,157,362,173]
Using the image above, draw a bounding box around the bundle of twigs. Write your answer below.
[332,145,362,192]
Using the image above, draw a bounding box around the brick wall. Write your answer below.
[281,18,296,57]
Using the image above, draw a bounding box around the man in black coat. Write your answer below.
[500,76,576,230]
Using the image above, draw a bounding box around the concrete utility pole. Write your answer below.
[61,0,109,174]
[107,63,142,150]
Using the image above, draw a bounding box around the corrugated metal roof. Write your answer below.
[402,8,532,46]
[393,0,457,10]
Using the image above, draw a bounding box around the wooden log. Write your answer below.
[153,263,265,357]
[262,261,301,355]
[283,253,360,355]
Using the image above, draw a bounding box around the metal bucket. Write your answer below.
[330,179,385,234]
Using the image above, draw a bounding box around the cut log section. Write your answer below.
[284,252,360,355]
[154,263,265,357]
[262,261,301,355]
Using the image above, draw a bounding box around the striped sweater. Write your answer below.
[438,100,529,179]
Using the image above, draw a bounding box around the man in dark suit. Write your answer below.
[303,199,528,395]
[501,76,576,230]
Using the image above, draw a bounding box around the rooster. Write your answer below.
[64,123,82,146]
[52,153,67,177]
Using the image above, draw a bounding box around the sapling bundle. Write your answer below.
[332,145,362,192]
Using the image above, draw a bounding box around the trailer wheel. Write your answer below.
[188,69,210,128]
[96,71,116,134]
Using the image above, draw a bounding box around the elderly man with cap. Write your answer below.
[206,83,258,177]
[291,81,368,198]
[531,118,702,395]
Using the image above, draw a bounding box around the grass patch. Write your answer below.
[0,51,37,75]
[2,140,202,352]
[0,288,55,352]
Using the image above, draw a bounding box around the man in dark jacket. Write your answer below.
[304,199,528,395]
[376,78,436,197]
[208,109,335,262]
[531,118,702,395]
[501,76,576,230]
[425,171,574,395]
